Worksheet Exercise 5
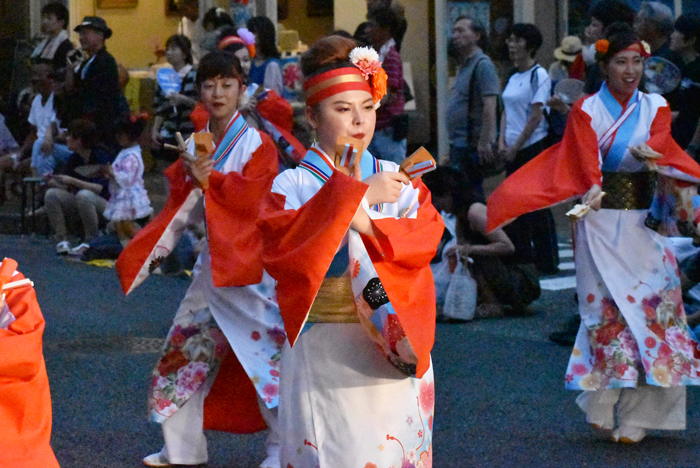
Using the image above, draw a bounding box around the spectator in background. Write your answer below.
[353,21,372,47]
[45,119,111,254]
[424,167,540,319]
[669,14,700,154]
[31,2,74,77]
[365,7,407,163]
[103,114,152,249]
[582,0,636,94]
[200,7,234,54]
[0,113,18,156]
[500,23,559,274]
[247,16,284,97]
[217,26,255,77]
[151,34,197,163]
[366,0,407,50]
[446,15,500,195]
[635,2,681,64]
[549,35,583,84]
[67,16,129,151]
[26,60,71,178]
[0,113,21,202]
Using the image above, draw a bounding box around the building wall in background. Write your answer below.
[70,0,181,69]
[280,0,333,45]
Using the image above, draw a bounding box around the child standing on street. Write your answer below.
[103,114,152,246]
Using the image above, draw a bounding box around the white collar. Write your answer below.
[205,110,241,146]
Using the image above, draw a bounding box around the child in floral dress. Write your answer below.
[103,115,153,245]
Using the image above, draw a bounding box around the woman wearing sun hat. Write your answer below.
[549,35,583,84]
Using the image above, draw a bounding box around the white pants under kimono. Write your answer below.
[160,371,279,464]
[155,245,284,464]
[576,386,686,431]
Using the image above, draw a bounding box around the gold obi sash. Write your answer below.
[600,171,656,210]
[307,275,360,323]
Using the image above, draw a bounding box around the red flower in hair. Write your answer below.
[371,68,388,105]
[595,39,609,55]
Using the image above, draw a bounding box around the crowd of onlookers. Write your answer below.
[432,1,700,322]
[0,1,410,266]
[3,0,700,322]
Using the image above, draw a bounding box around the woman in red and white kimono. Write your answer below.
[258,36,443,467]
[488,24,700,443]
[117,51,283,467]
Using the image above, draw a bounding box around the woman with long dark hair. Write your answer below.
[247,16,284,96]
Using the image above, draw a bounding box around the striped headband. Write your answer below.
[303,67,372,107]
[218,35,256,59]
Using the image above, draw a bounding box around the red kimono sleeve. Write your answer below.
[486,98,602,232]
[205,133,279,287]
[647,105,700,179]
[0,266,60,468]
[257,171,368,345]
[361,179,444,378]
[116,160,196,294]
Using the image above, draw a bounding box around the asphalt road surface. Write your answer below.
[3,234,700,468]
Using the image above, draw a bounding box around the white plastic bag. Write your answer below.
[442,261,477,321]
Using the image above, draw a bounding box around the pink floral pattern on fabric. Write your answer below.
[247,324,284,404]
[149,313,229,422]
[566,285,700,390]
[362,379,434,468]
[104,146,152,221]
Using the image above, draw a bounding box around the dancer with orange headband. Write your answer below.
[118,51,283,468]
[218,28,306,167]
[258,36,443,467]
[488,23,700,443]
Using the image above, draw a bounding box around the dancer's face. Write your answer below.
[602,49,644,97]
[234,48,252,77]
[199,75,245,122]
[306,89,376,155]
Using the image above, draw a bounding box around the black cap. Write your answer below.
[74,16,112,39]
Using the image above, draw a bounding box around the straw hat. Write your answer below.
[554,36,582,62]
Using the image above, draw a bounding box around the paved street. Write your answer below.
[3,233,700,468]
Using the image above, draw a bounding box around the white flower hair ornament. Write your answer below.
[349,46,388,109]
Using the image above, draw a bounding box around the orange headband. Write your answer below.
[595,39,651,59]
[218,36,256,59]
[303,67,372,107]
[623,42,651,58]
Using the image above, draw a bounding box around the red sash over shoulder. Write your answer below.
[486,98,700,233]
[259,172,368,344]
[361,179,443,378]
[116,131,278,434]
[0,259,60,468]
[116,133,278,293]
[258,173,443,378]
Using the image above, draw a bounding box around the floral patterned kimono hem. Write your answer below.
[565,209,700,391]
